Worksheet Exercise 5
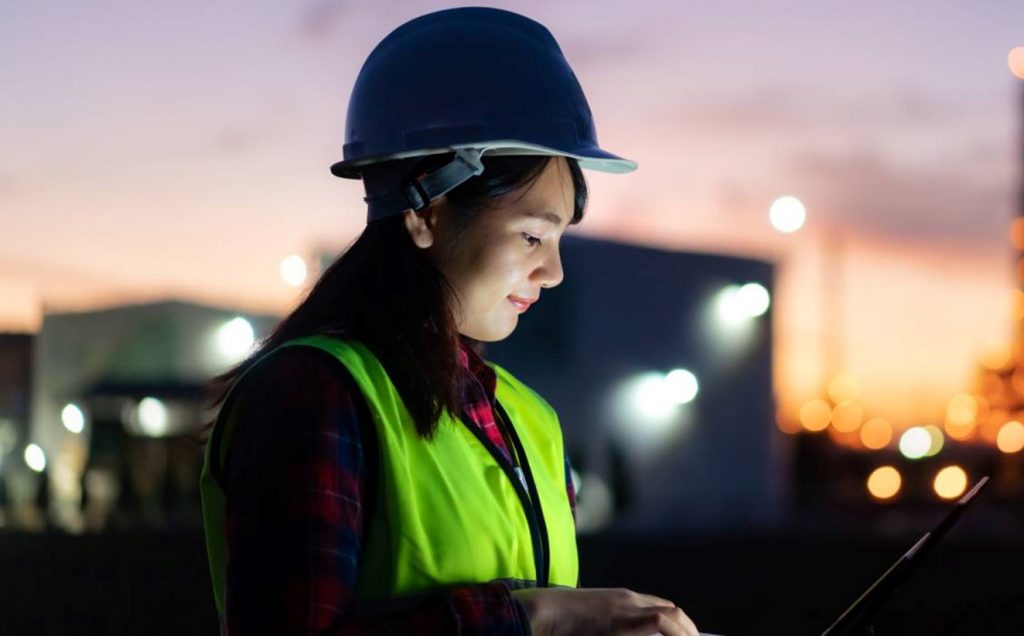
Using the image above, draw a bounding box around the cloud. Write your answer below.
[297,0,353,41]
[789,149,1010,249]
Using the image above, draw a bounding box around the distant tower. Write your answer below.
[971,82,1024,448]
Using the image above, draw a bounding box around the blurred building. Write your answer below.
[486,234,783,534]
[28,300,277,533]
[0,333,34,527]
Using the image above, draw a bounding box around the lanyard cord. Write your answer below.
[492,398,520,465]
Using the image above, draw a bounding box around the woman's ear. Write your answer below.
[403,199,444,249]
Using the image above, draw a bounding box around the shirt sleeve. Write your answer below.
[221,344,531,635]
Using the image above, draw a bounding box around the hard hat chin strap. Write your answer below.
[365,148,486,220]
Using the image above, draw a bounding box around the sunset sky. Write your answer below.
[3,0,1024,426]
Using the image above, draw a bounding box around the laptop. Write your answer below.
[697,475,990,636]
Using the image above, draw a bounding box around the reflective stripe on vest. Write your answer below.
[200,335,578,617]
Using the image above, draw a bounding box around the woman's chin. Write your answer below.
[461,318,518,343]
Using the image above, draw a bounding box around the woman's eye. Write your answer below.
[522,233,542,247]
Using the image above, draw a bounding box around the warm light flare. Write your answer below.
[1011,219,1024,250]
[1009,47,1024,80]
[979,409,1007,444]
[981,345,1012,371]
[1012,366,1024,398]
[827,374,861,404]
[867,466,901,500]
[827,425,862,449]
[1014,289,1024,322]
[933,465,968,499]
[996,420,1024,453]
[860,417,892,450]
[776,409,802,435]
[831,401,863,433]
[799,399,831,432]
[945,393,978,440]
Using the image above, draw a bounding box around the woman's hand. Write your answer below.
[511,587,699,636]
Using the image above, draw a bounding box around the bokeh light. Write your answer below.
[979,409,1007,444]
[768,196,806,233]
[280,255,308,287]
[61,403,85,434]
[217,317,256,362]
[831,401,863,433]
[24,444,46,472]
[933,465,968,499]
[776,409,802,435]
[1012,366,1024,398]
[899,426,931,459]
[923,425,945,457]
[800,399,831,432]
[981,345,1012,371]
[827,425,862,449]
[867,466,901,500]
[138,397,168,437]
[860,417,892,450]
[827,374,861,404]
[664,368,699,405]
[1012,220,1024,252]
[629,372,680,421]
[715,283,771,325]
[945,393,978,441]
[1009,47,1024,80]
[735,283,771,317]
[996,420,1024,453]
[1014,289,1024,321]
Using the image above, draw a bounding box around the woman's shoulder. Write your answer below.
[242,342,351,390]
[220,341,377,474]
[224,341,369,430]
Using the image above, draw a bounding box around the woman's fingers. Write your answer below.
[619,604,697,636]
[633,592,676,608]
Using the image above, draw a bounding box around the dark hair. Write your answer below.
[201,154,588,441]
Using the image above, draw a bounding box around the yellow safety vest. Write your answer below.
[200,335,578,619]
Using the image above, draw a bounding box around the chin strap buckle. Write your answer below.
[401,148,486,211]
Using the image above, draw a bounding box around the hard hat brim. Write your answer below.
[330,141,637,179]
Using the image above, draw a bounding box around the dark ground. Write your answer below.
[1,529,1021,635]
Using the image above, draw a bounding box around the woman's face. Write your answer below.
[404,157,575,342]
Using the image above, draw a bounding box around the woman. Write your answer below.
[200,7,699,636]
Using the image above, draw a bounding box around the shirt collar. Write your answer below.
[458,337,497,396]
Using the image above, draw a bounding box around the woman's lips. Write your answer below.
[508,296,534,312]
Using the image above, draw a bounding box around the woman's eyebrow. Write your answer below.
[522,209,568,228]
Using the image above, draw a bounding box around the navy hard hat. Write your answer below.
[330,7,637,222]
